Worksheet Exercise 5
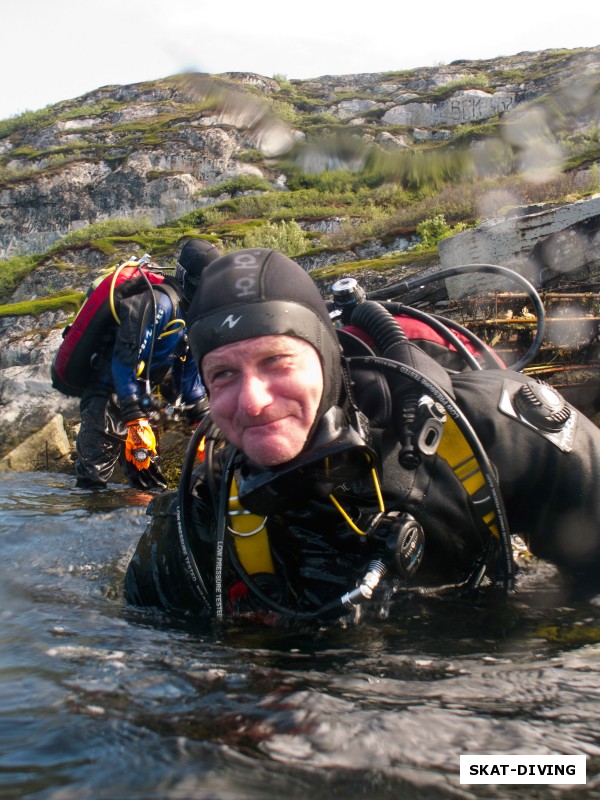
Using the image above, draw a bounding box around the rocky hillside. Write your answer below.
[2,46,600,258]
[1,45,600,476]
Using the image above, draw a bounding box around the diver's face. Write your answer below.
[202,335,324,466]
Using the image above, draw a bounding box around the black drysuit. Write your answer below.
[124,355,600,621]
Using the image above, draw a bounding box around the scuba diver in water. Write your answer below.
[124,248,600,622]
[71,239,220,491]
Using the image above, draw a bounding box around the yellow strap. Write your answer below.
[228,476,275,575]
[436,415,499,540]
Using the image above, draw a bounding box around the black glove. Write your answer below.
[185,396,210,426]
[120,394,145,423]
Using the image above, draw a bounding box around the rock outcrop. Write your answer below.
[2,47,600,258]
[2,46,600,471]
[0,414,72,472]
[440,194,600,297]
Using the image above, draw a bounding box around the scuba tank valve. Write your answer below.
[331,277,367,324]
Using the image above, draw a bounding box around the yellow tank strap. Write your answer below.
[436,415,500,540]
[228,476,275,575]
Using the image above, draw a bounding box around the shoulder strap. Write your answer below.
[153,278,183,319]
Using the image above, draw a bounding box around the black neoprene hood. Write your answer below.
[178,239,220,278]
[187,248,344,413]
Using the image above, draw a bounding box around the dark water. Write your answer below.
[1,472,600,800]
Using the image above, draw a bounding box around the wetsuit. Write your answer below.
[75,279,206,490]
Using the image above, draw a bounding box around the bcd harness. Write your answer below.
[51,254,186,398]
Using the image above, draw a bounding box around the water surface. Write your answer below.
[1,471,599,799]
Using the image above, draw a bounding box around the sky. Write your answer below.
[2,0,599,121]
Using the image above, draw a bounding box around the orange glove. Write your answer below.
[125,418,157,471]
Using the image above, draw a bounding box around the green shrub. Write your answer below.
[202,175,271,198]
[0,106,57,136]
[241,220,311,256]
[411,214,467,252]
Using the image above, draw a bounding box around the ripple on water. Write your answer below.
[1,472,600,798]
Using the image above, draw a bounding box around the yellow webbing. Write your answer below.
[436,415,500,540]
[228,476,275,575]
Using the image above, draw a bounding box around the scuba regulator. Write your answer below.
[329,267,533,598]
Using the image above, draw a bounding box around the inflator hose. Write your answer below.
[353,353,515,589]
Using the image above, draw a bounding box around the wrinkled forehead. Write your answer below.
[201,334,320,372]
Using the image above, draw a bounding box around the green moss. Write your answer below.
[0,255,43,300]
[0,291,85,318]
[429,75,491,101]
[146,169,185,180]
[310,249,434,282]
[202,175,271,197]
[237,149,264,163]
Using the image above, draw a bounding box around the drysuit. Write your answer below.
[124,247,600,623]
[75,279,206,490]
[124,346,600,622]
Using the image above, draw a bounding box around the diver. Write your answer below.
[73,239,220,491]
[124,248,600,622]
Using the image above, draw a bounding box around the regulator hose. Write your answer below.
[175,417,215,612]
[348,300,514,589]
[366,263,546,372]
[175,426,332,621]
[177,435,395,622]
[353,353,515,590]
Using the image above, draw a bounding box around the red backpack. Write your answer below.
[51,256,168,397]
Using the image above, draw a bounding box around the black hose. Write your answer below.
[224,539,353,621]
[424,310,506,369]
[176,429,343,621]
[352,354,515,590]
[366,263,546,371]
[175,418,214,611]
[345,300,513,588]
[350,300,454,396]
